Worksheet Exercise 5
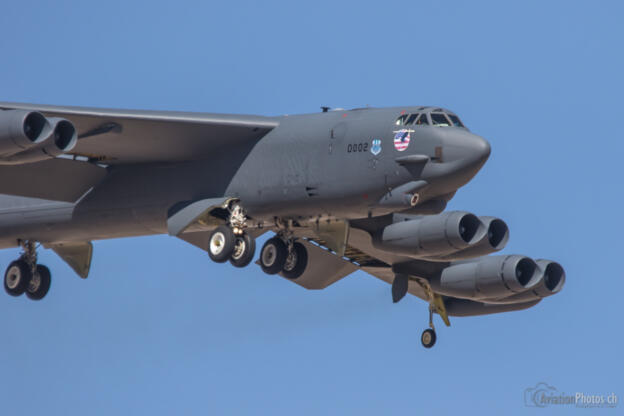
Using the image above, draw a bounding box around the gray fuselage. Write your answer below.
[0,106,490,248]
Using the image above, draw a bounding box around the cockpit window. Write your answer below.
[415,113,429,125]
[431,113,451,126]
[395,114,408,126]
[405,113,419,125]
[398,111,463,127]
[447,114,464,127]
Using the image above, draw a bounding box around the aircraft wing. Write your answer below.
[0,158,107,202]
[295,232,429,301]
[0,102,279,164]
[286,227,538,321]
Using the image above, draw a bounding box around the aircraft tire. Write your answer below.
[4,259,32,297]
[282,242,308,279]
[26,264,51,301]
[421,328,436,348]
[260,237,288,275]
[208,225,236,263]
[230,233,256,268]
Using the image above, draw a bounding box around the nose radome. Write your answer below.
[441,130,491,164]
[468,133,491,163]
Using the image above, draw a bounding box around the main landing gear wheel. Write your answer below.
[4,259,31,297]
[3,241,53,300]
[282,242,308,280]
[260,237,288,274]
[208,225,236,263]
[26,265,51,301]
[421,328,437,349]
[230,233,256,268]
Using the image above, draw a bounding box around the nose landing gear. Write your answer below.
[3,240,52,300]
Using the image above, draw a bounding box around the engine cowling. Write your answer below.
[445,298,541,317]
[430,255,542,300]
[0,117,77,165]
[481,259,565,304]
[427,216,509,261]
[0,110,51,156]
[372,211,486,257]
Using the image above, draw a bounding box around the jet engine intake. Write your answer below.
[372,211,486,257]
[0,109,51,156]
[430,255,542,300]
[0,117,77,165]
[426,216,509,261]
[481,259,565,304]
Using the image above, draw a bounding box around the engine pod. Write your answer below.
[432,255,541,300]
[427,216,509,261]
[0,110,52,155]
[373,211,486,257]
[486,259,566,304]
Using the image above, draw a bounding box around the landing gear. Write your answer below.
[421,328,436,349]
[205,203,309,278]
[4,259,31,296]
[282,242,308,280]
[230,233,256,268]
[259,237,288,274]
[208,203,257,266]
[26,265,51,301]
[208,225,236,263]
[3,240,52,300]
[421,306,437,349]
[258,220,308,278]
[413,278,451,349]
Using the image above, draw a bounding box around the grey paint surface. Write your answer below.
[0,102,564,318]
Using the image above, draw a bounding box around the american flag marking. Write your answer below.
[393,129,411,152]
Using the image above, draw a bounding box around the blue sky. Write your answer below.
[0,1,622,414]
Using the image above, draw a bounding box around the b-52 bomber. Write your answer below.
[0,102,565,348]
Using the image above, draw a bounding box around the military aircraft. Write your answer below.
[0,102,565,348]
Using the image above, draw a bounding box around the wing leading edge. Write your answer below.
[0,102,279,164]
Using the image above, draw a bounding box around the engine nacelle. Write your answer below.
[372,211,486,257]
[445,298,541,317]
[430,255,542,300]
[427,216,509,261]
[481,259,565,304]
[0,109,51,156]
[0,117,77,165]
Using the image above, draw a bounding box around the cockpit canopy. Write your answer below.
[395,108,465,128]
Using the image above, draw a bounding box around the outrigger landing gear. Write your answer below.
[3,240,51,300]
[421,306,437,348]
[415,278,451,349]
[207,203,256,267]
[259,220,308,279]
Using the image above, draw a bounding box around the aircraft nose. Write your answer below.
[442,131,491,165]
[466,133,491,163]
[420,130,491,194]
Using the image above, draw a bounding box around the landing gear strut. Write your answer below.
[207,203,257,266]
[414,278,451,349]
[3,240,51,300]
